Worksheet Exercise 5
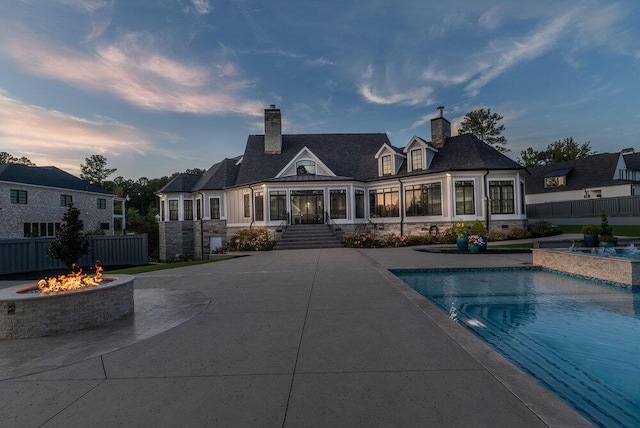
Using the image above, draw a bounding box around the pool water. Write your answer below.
[393,268,640,427]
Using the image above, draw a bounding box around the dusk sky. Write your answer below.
[1,0,639,180]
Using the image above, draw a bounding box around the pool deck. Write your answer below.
[0,247,590,427]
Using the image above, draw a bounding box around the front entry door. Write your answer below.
[291,191,324,224]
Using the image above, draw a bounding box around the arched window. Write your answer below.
[296,160,317,175]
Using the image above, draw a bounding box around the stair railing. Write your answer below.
[274,212,290,243]
[324,211,344,243]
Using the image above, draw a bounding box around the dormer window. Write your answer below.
[544,176,566,188]
[543,167,572,188]
[410,149,423,171]
[382,155,392,175]
[296,160,316,175]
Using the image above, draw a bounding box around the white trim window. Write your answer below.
[410,148,423,171]
[454,180,475,215]
[489,180,515,214]
[210,198,221,219]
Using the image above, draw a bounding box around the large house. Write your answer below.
[157,106,527,258]
[0,164,125,239]
[525,149,640,203]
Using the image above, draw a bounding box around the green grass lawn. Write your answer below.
[557,224,640,236]
[104,258,234,275]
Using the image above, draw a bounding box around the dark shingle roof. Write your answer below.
[525,152,623,194]
[158,157,242,193]
[623,152,640,170]
[193,158,240,190]
[427,134,523,172]
[0,164,111,194]
[158,173,202,193]
[235,134,391,185]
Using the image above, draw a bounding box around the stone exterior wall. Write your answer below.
[0,275,134,339]
[532,249,639,287]
[0,183,114,239]
[159,221,193,260]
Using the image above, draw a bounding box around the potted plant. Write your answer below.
[468,235,485,254]
[599,210,617,247]
[452,221,469,252]
[581,224,601,247]
[469,220,488,251]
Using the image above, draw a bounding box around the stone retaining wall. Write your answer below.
[532,249,640,287]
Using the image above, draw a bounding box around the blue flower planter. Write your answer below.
[469,244,481,254]
[456,237,468,253]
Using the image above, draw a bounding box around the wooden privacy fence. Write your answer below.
[527,195,640,219]
[0,234,148,275]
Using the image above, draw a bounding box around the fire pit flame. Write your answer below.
[37,266,103,294]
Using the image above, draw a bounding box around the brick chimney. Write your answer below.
[430,106,451,149]
[264,104,282,154]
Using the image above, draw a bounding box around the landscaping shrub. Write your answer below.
[226,228,275,251]
[381,233,408,247]
[487,230,508,241]
[343,232,378,248]
[437,228,457,244]
[406,234,434,246]
[528,220,558,237]
[507,226,529,239]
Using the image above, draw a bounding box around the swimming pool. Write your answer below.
[393,268,640,427]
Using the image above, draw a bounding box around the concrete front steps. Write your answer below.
[274,224,343,250]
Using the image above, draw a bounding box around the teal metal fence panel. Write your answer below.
[0,234,148,275]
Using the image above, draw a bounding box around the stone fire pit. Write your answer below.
[0,275,134,339]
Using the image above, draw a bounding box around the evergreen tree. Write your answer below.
[48,203,90,269]
[458,108,508,152]
[80,154,117,186]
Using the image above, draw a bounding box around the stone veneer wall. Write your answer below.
[0,275,134,339]
[159,221,194,260]
[532,249,640,287]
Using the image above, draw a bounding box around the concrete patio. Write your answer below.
[0,247,590,427]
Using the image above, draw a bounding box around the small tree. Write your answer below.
[48,203,90,269]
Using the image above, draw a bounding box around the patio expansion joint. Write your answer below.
[281,253,320,428]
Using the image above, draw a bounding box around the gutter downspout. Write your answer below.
[399,179,404,236]
[249,187,255,230]
[483,170,490,232]
[198,192,205,260]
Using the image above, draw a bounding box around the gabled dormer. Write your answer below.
[403,136,438,172]
[275,146,336,178]
[375,143,405,177]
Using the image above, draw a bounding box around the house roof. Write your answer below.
[0,163,112,194]
[193,157,241,191]
[525,152,625,194]
[235,133,390,184]
[622,152,640,170]
[157,173,202,193]
[426,134,523,172]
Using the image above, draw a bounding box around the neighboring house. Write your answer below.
[525,149,640,204]
[0,164,125,239]
[157,105,527,259]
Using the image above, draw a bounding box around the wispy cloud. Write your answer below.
[58,0,115,41]
[478,8,500,31]
[306,57,335,67]
[464,9,578,96]
[190,0,212,15]
[0,29,263,116]
[358,65,434,105]
[0,91,154,172]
